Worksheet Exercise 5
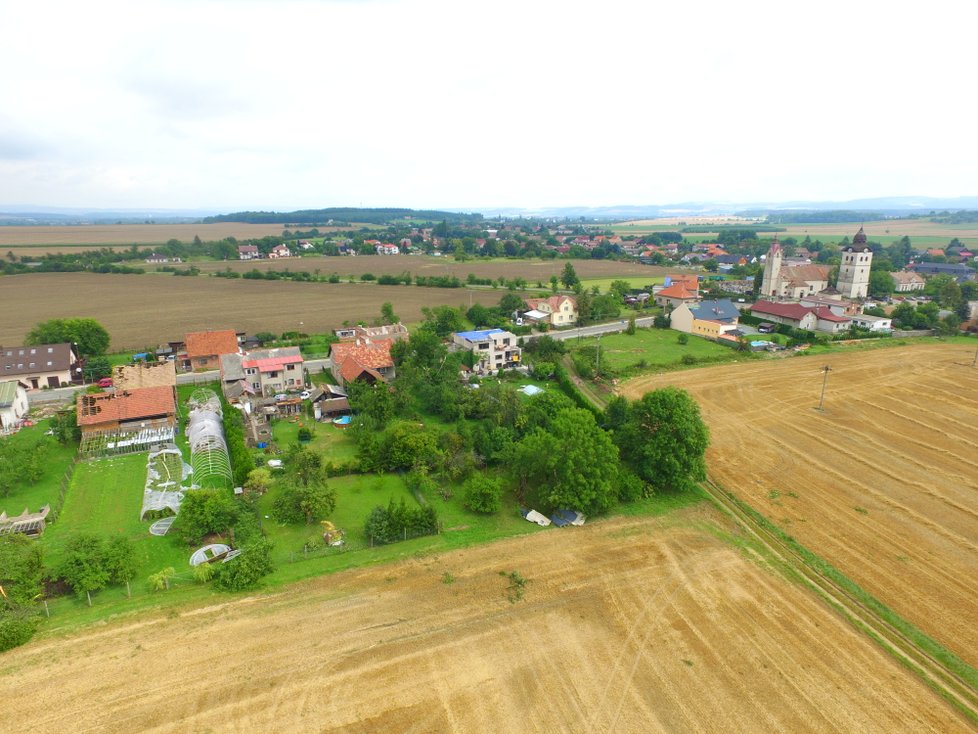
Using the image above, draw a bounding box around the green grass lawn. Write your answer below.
[265,415,358,463]
[571,327,744,374]
[579,276,664,293]
[0,420,76,516]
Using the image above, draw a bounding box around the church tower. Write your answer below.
[761,237,783,298]
[837,227,873,299]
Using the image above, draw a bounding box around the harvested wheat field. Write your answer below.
[622,342,978,669]
[0,506,965,733]
[0,273,509,349]
[0,222,350,247]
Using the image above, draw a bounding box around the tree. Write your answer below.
[57,533,112,605]
[244,467,272,494]
[49,408,80,445]
[868,270,894,299]
[0,534,44,605]
[380,301,399,324]
[148,567,176,591]
[463,474,502,514]
[84,355,113,381]
[466,303,492,328]
[615,388,709,492]
[273,447,337,524]
[213,538,274,591]
[560,262,579,289]
[26,318,110,356]
[104,536,138,597]
[498,292,525,316]
[511,408,620,515]
[173,489,240,544]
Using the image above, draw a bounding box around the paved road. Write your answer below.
[528,316,657,341]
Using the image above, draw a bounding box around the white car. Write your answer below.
[273,393,287,401]
[299,390,311,400]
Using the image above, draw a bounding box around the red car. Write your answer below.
[97,377,113,388]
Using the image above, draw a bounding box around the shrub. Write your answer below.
[677,333,689,345]
[0,608,40,652]
[462,474,502,514]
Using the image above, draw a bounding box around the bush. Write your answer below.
[359,273,376,281]
[213,538,274,591]
[677,333,689,345]
[364,498,438,545]
[0,608,40,652]
[462,475,502,514]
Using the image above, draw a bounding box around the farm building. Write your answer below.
[112,360,177,391]
[0,342,80,390]
[0,380,30,432]
[76,385,177,456]
[334,323,409,342]
[182,330,239,372]
[330,339,396,385]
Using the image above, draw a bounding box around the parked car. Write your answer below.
[757,322,775,333]
[97,378,113,388]
[299,390,311,400]
[273,393,287,401]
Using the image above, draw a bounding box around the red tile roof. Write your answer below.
[185,330,238,359]
[524,295,576,311]
[751,300,812,320]
[812,307,850,323]
[76,385,175,426]
[331,339,394,371]
[657,283,699,300]
[241,354,304,373]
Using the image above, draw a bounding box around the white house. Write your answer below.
[849,314,893,332]
[0,381,29,432]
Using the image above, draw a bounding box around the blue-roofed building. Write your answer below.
[452,329,522,374]
[670,298,743,340]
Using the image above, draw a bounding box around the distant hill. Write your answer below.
[203,207,484,226]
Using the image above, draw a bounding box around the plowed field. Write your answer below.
[621,342,978,668]
[0,507,964,733]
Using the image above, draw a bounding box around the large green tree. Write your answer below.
[272,446,336,524]
[615,387,709,492]
[511,407,619,515]
[560,262,579,289]
[57,533,112,605]
[26,318,110,356]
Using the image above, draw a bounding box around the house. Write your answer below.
[145,253,181,264]
[309,384,350,420]
[334,323,409,342]
[654,282,700,310]
[522,295,578,327]
[812,308,851,334]
[798,295,859,317]
[849,314,893,332]
[183,330,239,372]
[76,385,177,438]
[909,262,976,282]
[221,347,305,397]
[375,243,400,255]
[269,244,291,259]
[0,505,50,538]
[329,339,396,385]
[297,240,314,250]
[0,343,80,390]
[890,270,926,292]
[112,360,177,391]
[750,300,818,331]
[237,245,260,260]
[452,329,522,373]
[0,381,30,432]
[670,299,741,339]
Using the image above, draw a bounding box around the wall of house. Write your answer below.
[669,305,694,333]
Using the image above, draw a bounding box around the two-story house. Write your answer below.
[523,296,578,327]
[221,346,305,398]
[0,342,80,390]
[329,339,396,385]
[453,329,522,373]
[182,330,239,372]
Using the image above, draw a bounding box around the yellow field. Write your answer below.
[0,505,966,733]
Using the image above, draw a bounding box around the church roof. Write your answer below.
[848,227,871,252]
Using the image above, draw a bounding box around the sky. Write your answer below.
[0,0,974,212]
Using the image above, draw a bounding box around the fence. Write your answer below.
[48,456,79,524]
[280,527,441,565]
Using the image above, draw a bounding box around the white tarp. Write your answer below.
[524,509,551,527]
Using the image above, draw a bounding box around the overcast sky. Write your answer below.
[0,0,973,212]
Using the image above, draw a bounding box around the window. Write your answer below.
[270,371,278,378]
[30,349,36,355]
[47,361,53,366]
[286,364,295,371]
[47,347,53,353]
[29,362,35,368]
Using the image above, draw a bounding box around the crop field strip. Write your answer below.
[0,506,966,733]
[621,343,978,672]
[700,479,978,726]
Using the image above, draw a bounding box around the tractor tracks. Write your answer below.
[701,479,978,726]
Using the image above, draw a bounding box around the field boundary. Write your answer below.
[701,479,978,725]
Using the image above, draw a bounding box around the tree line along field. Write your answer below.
[620,341,978,670]
[0,260,666,350]
[0,504,968,733]
[0,222,355,247]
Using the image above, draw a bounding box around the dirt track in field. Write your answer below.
[0,506,966,733]
[621,342,978,669]
[0,222,345,247]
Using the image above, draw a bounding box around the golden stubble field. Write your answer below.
[0,222,349,248]
[0,260,665,350]
[0,506,965,733]
[622,342,978,668]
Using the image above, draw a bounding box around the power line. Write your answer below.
[817,365,832,411]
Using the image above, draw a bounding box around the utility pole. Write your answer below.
[973,343,978,367]
[817,365,832,411]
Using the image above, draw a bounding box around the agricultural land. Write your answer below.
[0,504,967,734]
[621,341,978,669]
